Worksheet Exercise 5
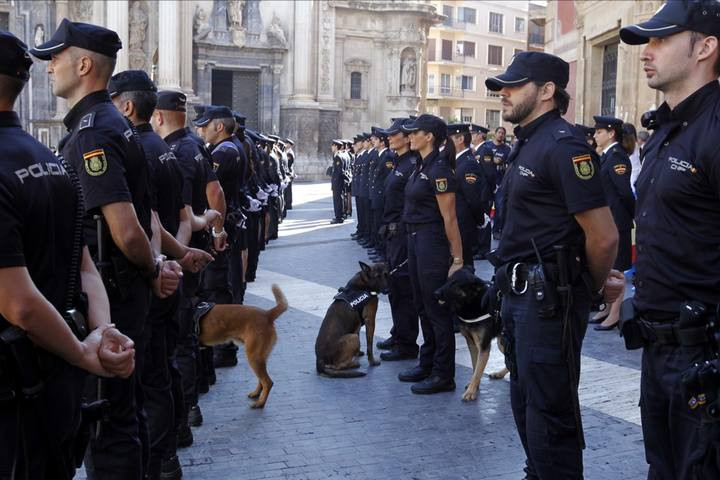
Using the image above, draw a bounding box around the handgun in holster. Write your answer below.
[619,298,644,350]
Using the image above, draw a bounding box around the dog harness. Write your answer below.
[193,301,216,335]
[333,287,377,321]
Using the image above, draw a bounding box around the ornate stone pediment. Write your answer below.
[344,58,370,73]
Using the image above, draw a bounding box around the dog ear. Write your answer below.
[358,261,371,274]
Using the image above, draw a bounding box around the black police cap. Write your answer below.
[192,105,208,122]
[233,111,246,127]
[575,124,596,138]
[370,126,387,139]
[0,30,33,81]
[469,123,489,134]
[192,105,234,127]
[486,51,569,91]
[620,0,720,45]
[401,113,448,142]
[353,134,365,143]
[30,18,122,60]
[592,115,623,131]
[108,70,156,98]
[447,123,471,136]
[156,91,187,112]
[383,118,410,136]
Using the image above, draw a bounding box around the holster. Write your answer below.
[619,298,644,350]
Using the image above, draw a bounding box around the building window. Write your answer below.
[601,43,618,115]
[442,5,453,26]
[428,74,435,94]
[350,72,362,99]
[457,7,477,24]
[486,88,501,98]
[489,12,503,34]
[515,17,526,33]
[440,73,451,95]
[441,39,453,61]
[461,108,474,123]
[456,40,476,58]
[460,75,475,91]
[427,38,436,61]
[488,45,503,66]
[529,19,545,45]
[0,12,8,31]
[486,109,501,129]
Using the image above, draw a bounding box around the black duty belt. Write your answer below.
[638,318,712,346]
[406,222,442,234]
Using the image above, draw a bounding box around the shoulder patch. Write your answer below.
[123,129,133,142]
[78,112,95,131]
[464,173,478,184]
[435,177,448,192]
[483,154,492,163]
[385,161,394,169]
[83,148,107,176]
[552,128,573,140]
[613,164,627,175]
[572,154,594,180]
[194,153,205,163]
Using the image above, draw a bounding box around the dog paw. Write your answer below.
[250,401,265,409]
[248,391,261,399]
[369,359,381,367]
[461,390,478,402]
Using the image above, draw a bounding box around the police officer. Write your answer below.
[376,118,420,361]
[447,123,492,268]
[485,126,512,240]
[620,2,720,477]
[354,134,371,245]
[472,125,495,258]
[330,139,346,223]
[30,19,183,480]
[283,138,296,216]
[369,129,394,262]
[0,30,135,480]
[486,51,620,479]
[398,114,464,394]
[151,91,225,461]
[350,135,366,240]
[590,115,634,332]
[470,123,489,151]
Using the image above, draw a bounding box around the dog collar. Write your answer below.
[457,313,492,324]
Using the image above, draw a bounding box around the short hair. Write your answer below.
[637,130,650,142]
[0,74,26,105]
[213,117,236,134]
[495,126,506,134]
[690,31,720,76]
[534,81,570,115]
[116,90,157,122]
[73,48,116,80]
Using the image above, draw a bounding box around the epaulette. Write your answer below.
[552,127,573,141]
[78,112,95,131]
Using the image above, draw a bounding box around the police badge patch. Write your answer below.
[435,178,448,192]
[572,154,594,180]
[613,164,627,175]
[385,161,394,169]
[464,173,477,184]
[83,149,107,176]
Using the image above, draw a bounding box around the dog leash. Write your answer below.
[388,259,408,276]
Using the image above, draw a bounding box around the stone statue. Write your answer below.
[34,24,44,47]
[193,5,212,41]
[266,14,287,46]
[129,1,148,69]
[211,0,230,43]
[70,1,93,22]
[401,54,417,92]
[228,0,247,48]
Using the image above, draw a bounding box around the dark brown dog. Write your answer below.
[198,284,288,408]
[315,262,389,378]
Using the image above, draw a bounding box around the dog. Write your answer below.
[315,262,389,378]
[197,284,288,408]
[434,268,509,402]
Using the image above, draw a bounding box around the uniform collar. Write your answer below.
[420,148,440,166]
[135,122,152,133]
[656,80,720,126]
[513,109,560,141]
[63,89,112,130]
[0,111,21,128]
[455,147,470,159]
[602,141,619,155]
[164,127,190,144]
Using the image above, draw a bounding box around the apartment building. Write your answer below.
[425,1,530,132]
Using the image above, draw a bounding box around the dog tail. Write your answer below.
[316,360,367,378]
[267,284,288,322]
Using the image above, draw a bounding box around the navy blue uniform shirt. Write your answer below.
[370,148,395,206]
[331,152,345,189]
[60,90,152,252]
[599,143,634,232]
[497,110,606,264]
[455,147,491,225]
[356,150,369,197]
[210,140,242,209]
[136,123,184,236]
[634,80,720,315]
[382,150,417,224]
[477,140,512,187]
[403,149,458,224]
[0,111,80,316]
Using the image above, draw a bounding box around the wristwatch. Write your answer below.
[452,257,463,265]
[142,255,165,281]
[211,226,226,238]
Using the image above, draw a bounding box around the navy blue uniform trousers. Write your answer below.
[407,223,455,379]
[641,342,720,480]
[501,285,589,480]
[386,229,419,354]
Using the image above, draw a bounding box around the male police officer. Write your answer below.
[620,1,720,478]
[330,140,346,224]
[0,30,135,480]
[30,19,183,480]
[487,51,622,479]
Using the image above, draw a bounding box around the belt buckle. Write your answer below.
[511,263,528,295]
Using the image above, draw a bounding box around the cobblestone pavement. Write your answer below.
[145,183,650,479]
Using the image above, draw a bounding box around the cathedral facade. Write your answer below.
[2,0,441,178]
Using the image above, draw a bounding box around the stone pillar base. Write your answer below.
[281,106,323,181]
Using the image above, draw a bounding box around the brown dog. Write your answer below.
[198,284,288,408]
[315,262,388,378]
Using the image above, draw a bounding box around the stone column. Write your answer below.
[105,0,129,72]
[179,0,194,93]
[317,1,335,104]
[156,0,181,90]
[54,0,71,119]
[289,0,315,102]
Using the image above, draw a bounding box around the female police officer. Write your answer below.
[397,114,463,394]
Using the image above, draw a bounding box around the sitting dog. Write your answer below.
[315,262,389,377]
[197,284,288,408]
[434,268,508,402]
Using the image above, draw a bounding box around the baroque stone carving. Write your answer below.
[228,0,247,48]
[129,1,148,70]
[319,2,333,95]
[70,1,93,23]
[34,24,44,47]
[400,48,417,93]
[266,14,287,46]
[211,0,230,43]
[193,5,212,41]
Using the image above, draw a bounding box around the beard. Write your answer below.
[502,91,538,124]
